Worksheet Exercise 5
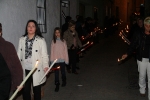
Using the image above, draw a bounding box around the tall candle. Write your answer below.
[9,60,39,100]
[39,59,58,83]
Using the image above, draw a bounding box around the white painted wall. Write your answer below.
[44,0,60,54]
[0,0,60,54]
[0,0,36,48]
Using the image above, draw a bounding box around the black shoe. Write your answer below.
[62,81,66,87]
[55,85,59,92]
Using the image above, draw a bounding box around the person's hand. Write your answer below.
[17,86,23,91]
[122,54,128,60]
[44,67,49,73]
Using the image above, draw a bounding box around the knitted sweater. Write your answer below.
[50,39,69,64]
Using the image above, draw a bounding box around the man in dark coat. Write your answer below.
[0,23,23,100]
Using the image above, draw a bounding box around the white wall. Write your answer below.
[0,0,36,48]
[0,0,60,54]
[44,0,60,53]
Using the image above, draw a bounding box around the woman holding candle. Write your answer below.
[50,27,69,92]
[0,23,23,100]
[17,20,49,100]
[122,17,150,99]
[63,20,82,74]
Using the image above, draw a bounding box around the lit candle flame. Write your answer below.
[57,66,60,69]
[118,58,124,62]
[87,41,89,44]
[91,32,93,35]
[127,25,129,29]
[35,60,39,67]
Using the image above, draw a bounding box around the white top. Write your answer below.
[24,57,32,70]
[24,41,32,70]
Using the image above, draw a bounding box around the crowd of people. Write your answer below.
[1,11,150,100]
[0,15,100,100]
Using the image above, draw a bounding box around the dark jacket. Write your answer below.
[127,28,150,61]
[0,37,23,91]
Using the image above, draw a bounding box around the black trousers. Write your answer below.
[0,76,11,100]
[67,49,77,73]
[23,70,41,100]
[54,62,66,85]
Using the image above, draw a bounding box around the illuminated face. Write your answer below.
[27,22,36,35]
[69,25,75,32]
[144,24,150,32]
[55,30,60,38]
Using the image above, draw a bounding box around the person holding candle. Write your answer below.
[17,20,49,100]
[121,17,150,99]
[0,23,23,100]
[50,27,69,92]
[63,20,82,74]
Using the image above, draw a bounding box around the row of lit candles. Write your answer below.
[77,41,94,54]
[118,24,130,62]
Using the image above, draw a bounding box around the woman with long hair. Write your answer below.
[50,27,68,92]
[17,20,49,100]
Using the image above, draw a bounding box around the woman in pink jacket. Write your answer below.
[50,27,69,92]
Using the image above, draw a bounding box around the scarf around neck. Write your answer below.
[25,36,35,59]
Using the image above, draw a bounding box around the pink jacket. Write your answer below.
[50,39,69,64]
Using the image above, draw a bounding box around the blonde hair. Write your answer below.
[144,17,150,25]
